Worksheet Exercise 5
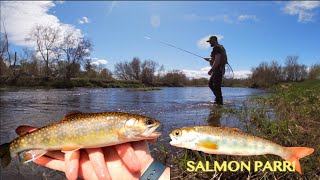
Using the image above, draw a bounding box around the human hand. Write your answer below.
[15,125,163,180]
[208,69,213,75]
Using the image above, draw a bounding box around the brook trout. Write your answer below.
[169,126,314,174]
[0,112,161,168]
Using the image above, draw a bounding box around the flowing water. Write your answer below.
[0,87,267,179]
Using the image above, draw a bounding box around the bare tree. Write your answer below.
[284,56,307,81]
[99,68,113,80]
[308,64,320,80]
[130,57,141,80]
[114,62,131,80]
[141,60,158,84]
[59,31,92,80]
[27,25,61,77]
[161,70,188,86]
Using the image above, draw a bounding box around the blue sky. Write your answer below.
[1,1,320,78]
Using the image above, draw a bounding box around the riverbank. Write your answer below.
[168,80,320,179]
[0,76,251,90]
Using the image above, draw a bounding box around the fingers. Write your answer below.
[114,143,141,173]
[78,150,99,180]
[86,148,111,180]
[64,150,80,180]
[45,151,65,161]
[33,156,65,172]
[131,141,154,174]
[103,146,140,179]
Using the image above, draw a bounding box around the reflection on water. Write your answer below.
[0,87,267,179]
[207,107,222,127]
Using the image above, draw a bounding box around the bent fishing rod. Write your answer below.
[144,36,234,78]
[144,36,208,61]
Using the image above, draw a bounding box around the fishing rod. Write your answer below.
[144,36,208,60]
[144,36,234,78]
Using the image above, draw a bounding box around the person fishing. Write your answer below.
[205,36,228,105]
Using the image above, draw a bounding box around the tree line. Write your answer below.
[250,56,320,88]
[1,24,319,88]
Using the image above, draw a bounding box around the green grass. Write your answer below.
[170,80,320,179]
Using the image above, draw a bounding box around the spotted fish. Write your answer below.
[169,126,314,174]
[0,112,161,168]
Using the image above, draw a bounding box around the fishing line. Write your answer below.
[144,36,206,60]
[144,36,234,79]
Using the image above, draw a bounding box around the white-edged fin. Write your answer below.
[19,149,48,163]
[61,147,81,153]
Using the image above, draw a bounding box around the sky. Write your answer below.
[1,1,320,79]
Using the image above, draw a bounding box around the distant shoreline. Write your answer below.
[0,77,250,91]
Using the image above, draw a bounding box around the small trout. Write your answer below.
[169,126,314,174]
[0,112,161,168]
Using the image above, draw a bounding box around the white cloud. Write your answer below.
[182,67,251,79]
[209,15,233,24]
[0,1,82,47]
[150,14,160,28]
[79,16,89,24]
[283,1,320,22]
[197,35,224,49]
[184,13,259,24]
[237,15,258,22]
[233,70,252,79]
[91,58,108,66]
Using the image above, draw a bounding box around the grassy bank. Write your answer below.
[169,80,320,179]
[0,78,149,90]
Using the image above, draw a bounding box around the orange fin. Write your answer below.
[197,141,219,150]
[62,111,83,121]
[15,125,38,136]
[116,130,127,139]
[19,149,47,163]
[283,147,314,174]
[61,147,81,153]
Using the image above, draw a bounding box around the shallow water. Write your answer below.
[0,87,267,179]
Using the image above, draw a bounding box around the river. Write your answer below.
[0,87,267,179]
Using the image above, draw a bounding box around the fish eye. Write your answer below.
[146,119,154,125]
[174,130,182,137]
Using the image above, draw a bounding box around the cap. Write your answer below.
[206,36,217,43]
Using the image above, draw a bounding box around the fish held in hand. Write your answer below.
[0,112,161,168]
[169,126,314,174]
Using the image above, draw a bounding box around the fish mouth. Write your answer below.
[169,134,177,145]
[141,123,162,138]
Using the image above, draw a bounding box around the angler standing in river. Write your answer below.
[205,36,228,105]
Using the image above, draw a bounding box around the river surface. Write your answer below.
[0,87,267,179]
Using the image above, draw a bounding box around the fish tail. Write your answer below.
[283,147,314,174]
[0,143,11,168]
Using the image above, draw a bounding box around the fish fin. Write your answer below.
[15,125,37,136]
[196,141,219,150]
[62,111,83,121]
[61,147,81,153]
[18,149,47,163]
[116,130,127,139]
[283,147,314,174]
[0,143,11,168]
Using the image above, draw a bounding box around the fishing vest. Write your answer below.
[210,44,228,66]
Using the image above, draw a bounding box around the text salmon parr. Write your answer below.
[169,126,314,174]
[0,112,161,168]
